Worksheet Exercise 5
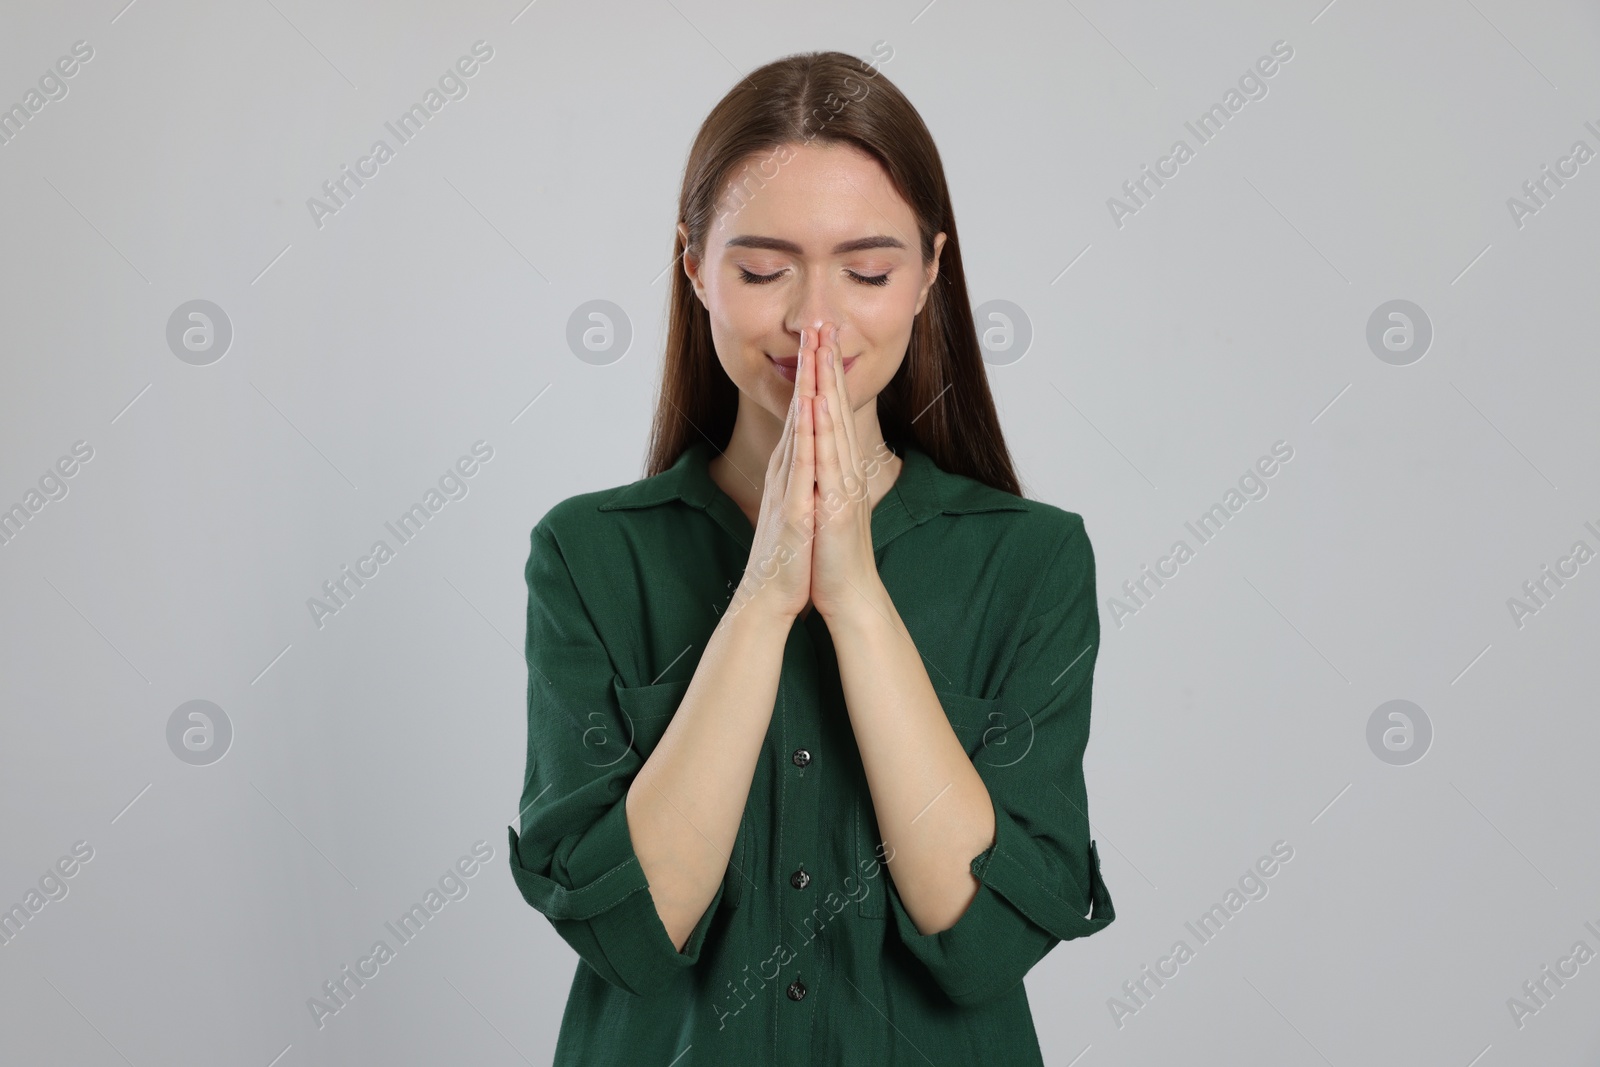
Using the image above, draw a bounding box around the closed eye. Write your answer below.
[738,267,891,287]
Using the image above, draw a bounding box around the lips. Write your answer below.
[768,354,857,383]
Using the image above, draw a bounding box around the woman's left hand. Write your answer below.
[808,321,887,623]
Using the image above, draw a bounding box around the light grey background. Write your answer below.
[2,1,1598,1064]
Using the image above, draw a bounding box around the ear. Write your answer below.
[678,222,707,308]
[912,231,947,316]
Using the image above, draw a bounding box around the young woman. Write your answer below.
[508,49,1115,1066]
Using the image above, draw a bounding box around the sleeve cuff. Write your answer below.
[507,795,725,996]
[886,800,1115,1006]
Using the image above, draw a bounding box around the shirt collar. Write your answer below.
[598,436,1026,551]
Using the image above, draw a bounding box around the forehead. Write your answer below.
[711,141,917,249]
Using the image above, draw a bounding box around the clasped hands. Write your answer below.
[733,322,898,625]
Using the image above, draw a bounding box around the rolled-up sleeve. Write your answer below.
[506,522,723,997]
[887,512,1116,1007]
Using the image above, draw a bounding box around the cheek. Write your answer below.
[849,300,914,354]
[705,281,772,343]
[850,286,919,331]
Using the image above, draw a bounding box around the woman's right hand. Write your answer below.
[734,325,820,623]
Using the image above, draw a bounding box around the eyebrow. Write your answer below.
[723,234,907,255]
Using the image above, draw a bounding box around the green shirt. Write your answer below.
[507,436,1115,1066]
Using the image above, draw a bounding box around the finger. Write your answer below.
[796,319,812,403]
[777,400,796,503]
[788,328,819,512]
[776,328,805,504]
[792,323,820,517]
[813,325,845,522]
[776,333,799,452]
[794,391,816,536]
[819,322,853,507]
[829,322,863,496]
[769,333,800,488]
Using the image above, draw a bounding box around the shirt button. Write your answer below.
[786,979,807,1001]
[791,748,811,768]
[790,868,811,890]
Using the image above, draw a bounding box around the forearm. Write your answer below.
[625,600,791,949]
[827,581,997,935]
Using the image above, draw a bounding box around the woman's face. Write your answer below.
[679,140,946,423]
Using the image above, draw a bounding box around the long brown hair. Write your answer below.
[645,49,1021,497]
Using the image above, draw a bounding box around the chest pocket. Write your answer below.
[855,688,1002,919]
[613,677,749,911]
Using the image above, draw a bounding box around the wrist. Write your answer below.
[719,585,801,636]
[817,577,894,634]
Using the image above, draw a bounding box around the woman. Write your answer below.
[507,49,1115,1066]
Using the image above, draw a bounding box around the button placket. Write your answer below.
[775,619,820,1061]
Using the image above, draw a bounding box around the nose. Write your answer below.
[784,276,846,347]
